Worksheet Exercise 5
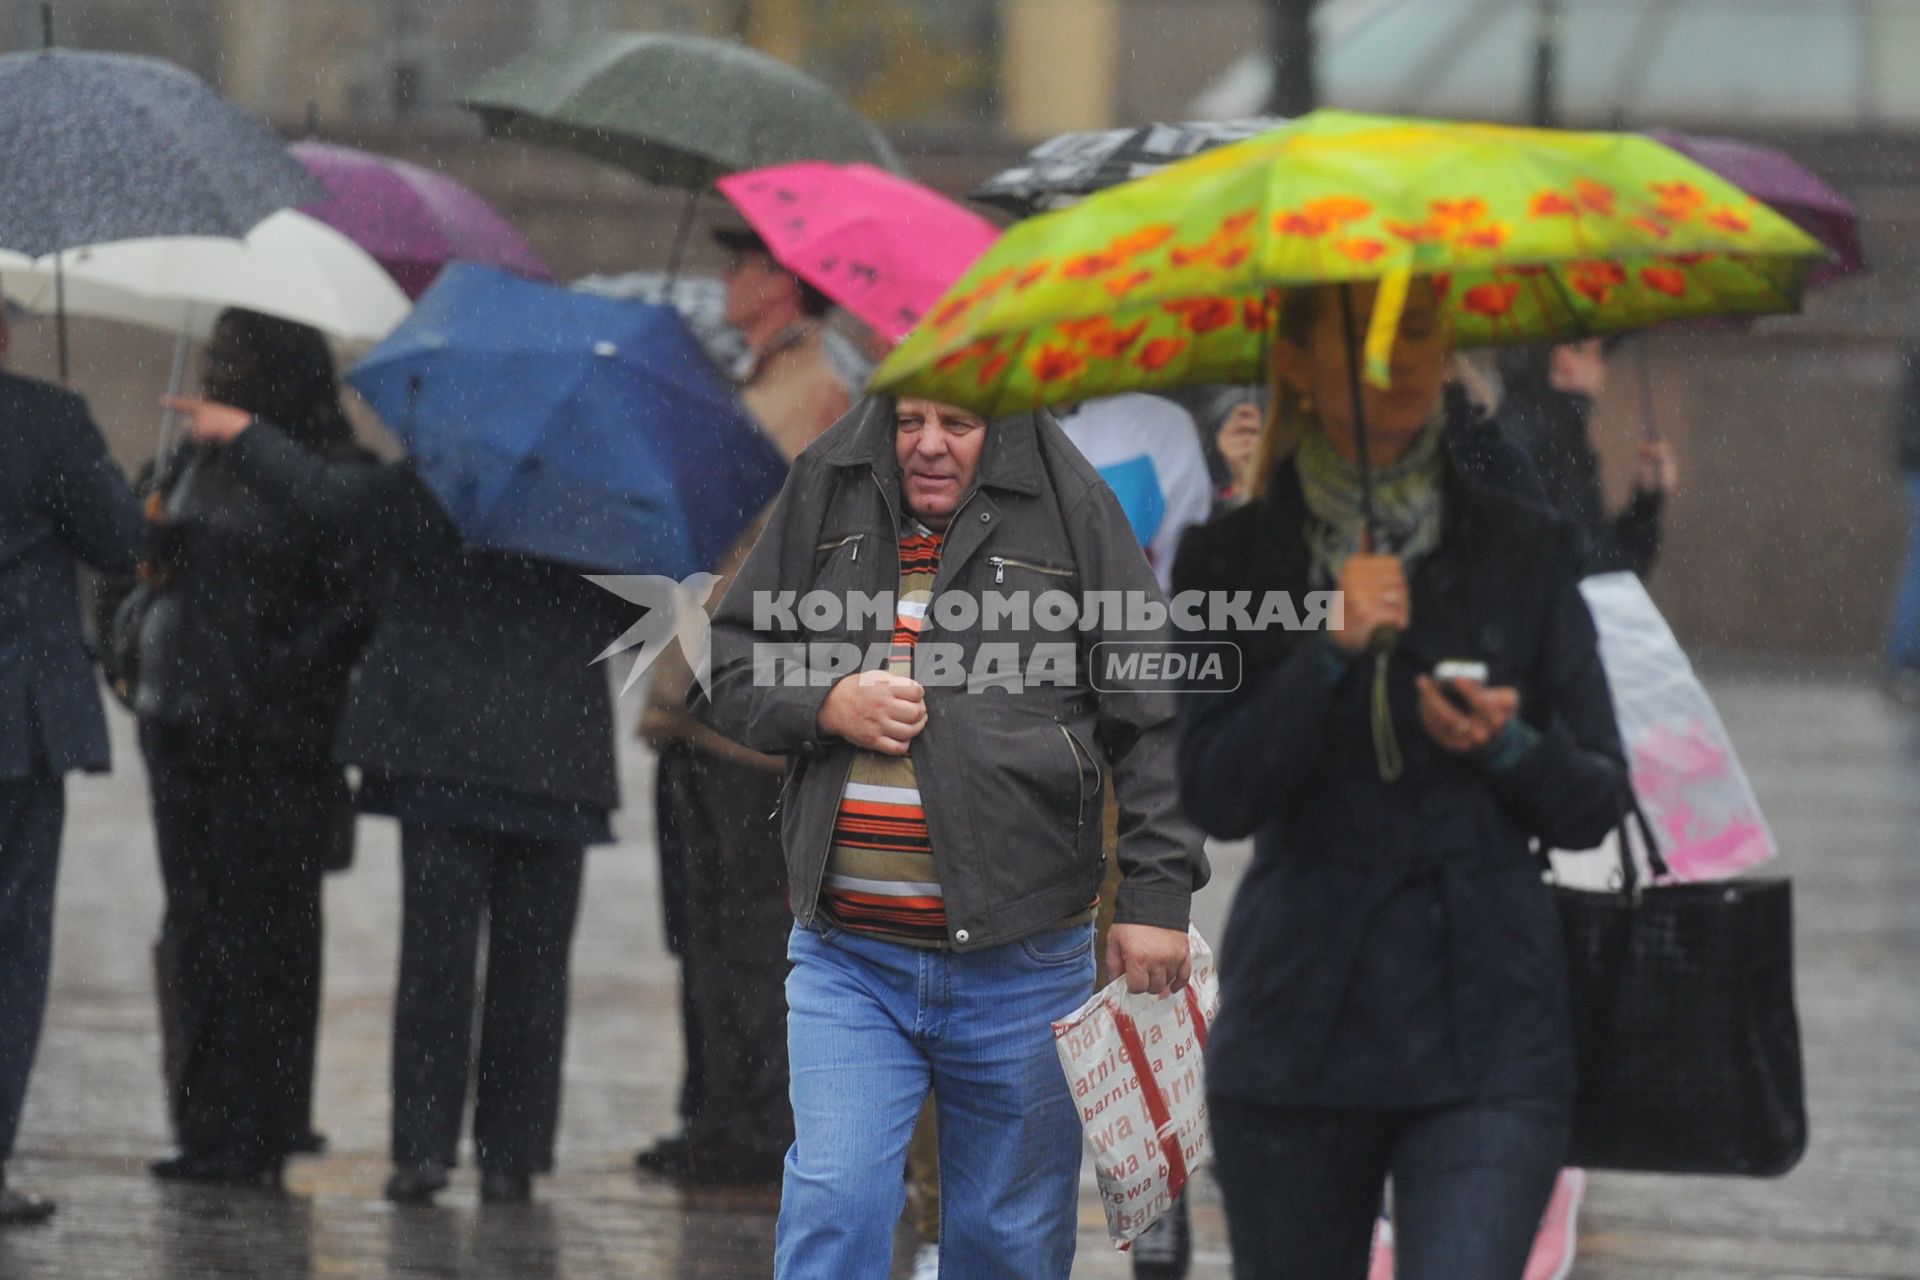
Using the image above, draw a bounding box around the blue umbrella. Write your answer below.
[347,263,786,578]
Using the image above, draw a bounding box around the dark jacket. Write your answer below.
[0,373,142,778]
[1894,339,1920,474]
[1497,386,1662,578]
[691,398,1209,951]
[133,441,373,763]
[222,423,627,814]
[1173,446,1626,1109]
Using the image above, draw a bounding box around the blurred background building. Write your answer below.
[6,0,1918,659]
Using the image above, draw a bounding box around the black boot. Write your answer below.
[634,1132,692,1176]
[383,1163,449,1205]
[0,1170,55,1227]
[479,1169,532,1204]
[149,1151,284,1189]
[1131,1193,1191,1280]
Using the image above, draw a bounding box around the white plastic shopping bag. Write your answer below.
[1563,573,1777,883]
[1051,926,1219,1250]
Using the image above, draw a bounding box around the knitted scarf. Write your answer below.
[1295,416,1447,587]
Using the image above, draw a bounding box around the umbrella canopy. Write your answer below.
[874,109,1827,417]
[347,264,787,578]
[971,117,1288,216]
[464,32,900,190]
[0,209,411,343]
[292,141,552,300]
[1644,129,1864,288]
[717,162,999,344]
[0,48,322,257]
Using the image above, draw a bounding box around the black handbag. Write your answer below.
[1556,804,1807,1176]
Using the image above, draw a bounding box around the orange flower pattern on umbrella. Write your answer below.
[1062,250,1121,280]
[1649,181,1709,221]
[1085,319,1149,358]
[1338,238,1388,264]
[1455,223,1511,252]
[1013,262,1051,291]
[1639,265,1688,297]
[976,351,1011,384]
[1165,297,1237,333]
[1529,191,1579,218]
[1104,269,1155,297]
[1242,295,1272,331]
[1135,337,1187,372]
[1429,197,1489,231]
[1568,260,1628,305]
[1574,179,1616,216]
[1030,344,1086,383]
[1462,282,1521,318]
[1706,206,1753,234]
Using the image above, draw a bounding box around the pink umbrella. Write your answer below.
[716,162,998,345]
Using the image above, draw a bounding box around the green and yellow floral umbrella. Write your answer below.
[872,109,1827,414]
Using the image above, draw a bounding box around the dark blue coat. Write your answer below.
[221,424,629,821]
[1173,446,1626,1109]
[0,373,142,779]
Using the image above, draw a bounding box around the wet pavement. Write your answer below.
[2,665,1915,1278]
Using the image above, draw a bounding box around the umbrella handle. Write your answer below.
[1636,340,1662,445]
[1337,284,1387,567]
[664,188,704,287]
[153,308,193,469]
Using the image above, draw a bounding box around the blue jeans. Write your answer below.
[1889,475,1920,670]
[777,921,1094,1280]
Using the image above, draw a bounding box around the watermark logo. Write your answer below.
[586,573,720,697]
[589,580,1336,697]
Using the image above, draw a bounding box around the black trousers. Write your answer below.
[666,749,792,1162]
[1210,1095,1569,1280]
[0,774,62,1170]
[653,742,707,1132]
[142,724,330,1161]
[391,821,585,1174]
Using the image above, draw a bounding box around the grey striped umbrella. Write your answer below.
[0,48,323,258]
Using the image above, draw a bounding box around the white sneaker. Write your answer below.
[911,1243,940,1280]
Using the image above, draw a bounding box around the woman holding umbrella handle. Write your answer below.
[1174,277,1628,1279]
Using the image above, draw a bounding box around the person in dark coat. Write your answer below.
[1885,328,1920,689]
[1494,340,1674,578]
[0,311,144,1224]
[1174,282,1628,1279]
[164,392,630,1207]
[134,309,372,1186]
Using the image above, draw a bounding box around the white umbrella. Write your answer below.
[0,208,410,344]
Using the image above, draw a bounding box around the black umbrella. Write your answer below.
[0,18,323,375]
[970,117,1287,217]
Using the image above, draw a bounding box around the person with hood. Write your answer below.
[134,309,371,1187]
[1494,340,1674,579]
[1175,281,1628,1278]
[0,309,143,1223]
[163,376,630,1207]
[691,395,1209,1279]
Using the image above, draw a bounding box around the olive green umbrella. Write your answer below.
[465,32,900,190]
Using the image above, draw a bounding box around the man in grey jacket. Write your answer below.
[692,396,1208,1279]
